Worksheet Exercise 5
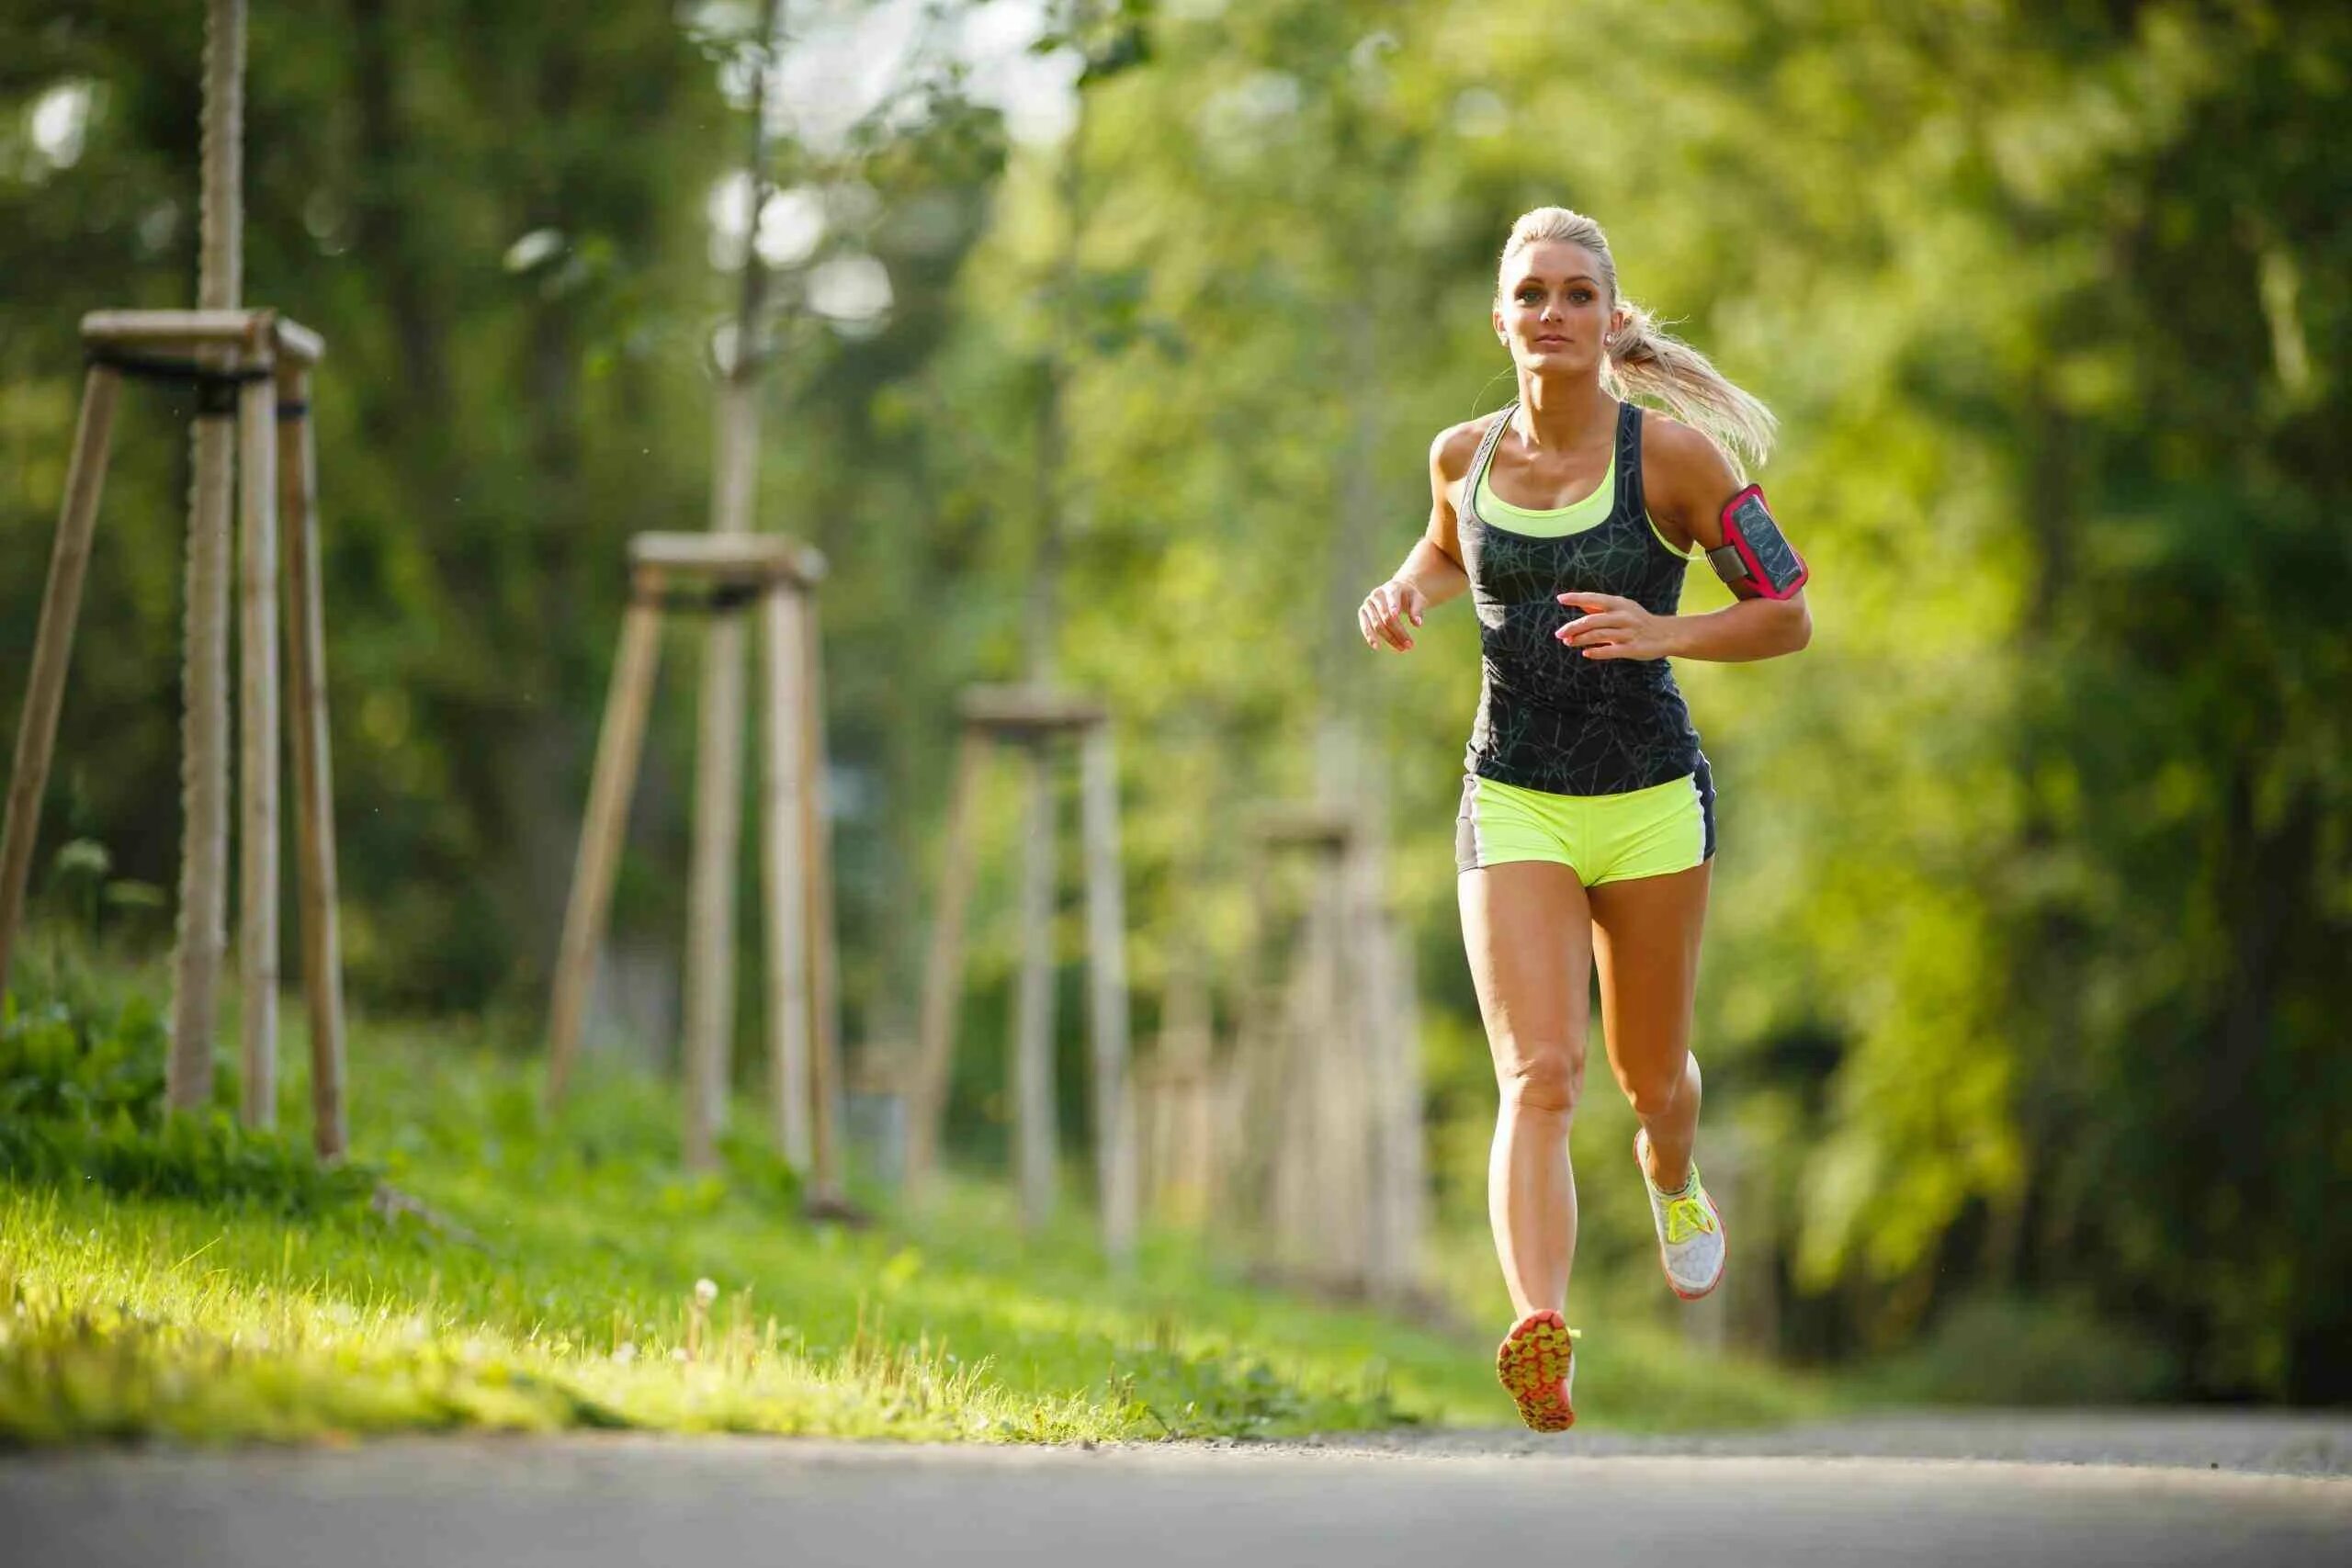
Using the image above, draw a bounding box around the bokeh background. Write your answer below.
[4,0,2346,1404]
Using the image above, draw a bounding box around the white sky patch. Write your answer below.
[957,0,1083,146]
[707,171,754,271]
[760,0,931,153]
[709,175,830,270]
[702,2,1082,276]
[718,0,1082,153]
[709,170,756,238]
[503,227,566,273]
[807,251,893,327]
[29,81,95,168]
[757,186,828,266]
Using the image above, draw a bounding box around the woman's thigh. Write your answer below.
[1459,859,1595,1096]
[1588,860,1711,1103]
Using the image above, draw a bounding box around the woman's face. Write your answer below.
[1494,240,1613,377]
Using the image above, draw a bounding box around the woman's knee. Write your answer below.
[1615,1049,1693,1122]
[1498,1042,1587,1115]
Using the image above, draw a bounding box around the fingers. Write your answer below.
[1359,586,1414,652]
[1556,595,1651,659]
[1555,612,1630,648]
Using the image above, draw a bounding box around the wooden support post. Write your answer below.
[0,367,121,992]
[277,364,347,1159]
[547,590,665,1105]
[681,376,761,1174]
[1363,841,1424,1304]
[1080,723,1135,1265]
[1224,855,1283,1233]
[906,729,986,1197]
[682,613,745,1173]
[236,370,279,1129]
[170,400,237,1111]
[1269,890,1320,1269]
[1010,740,1059,1233]
[1153,954,1215,1228]
[760,589,811,1170]
[1317,844,1371,1285]
[797,600,844,1201]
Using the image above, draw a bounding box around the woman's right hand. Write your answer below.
[1359,579,1428,652]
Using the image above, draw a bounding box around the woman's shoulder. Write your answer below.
[1634,407,1724,481]
[1638,407,1740,499]
[1430,409,1511,483]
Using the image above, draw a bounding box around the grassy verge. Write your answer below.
[0,978,1832,1447]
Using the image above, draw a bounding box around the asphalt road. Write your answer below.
[6,1413,2347,1568]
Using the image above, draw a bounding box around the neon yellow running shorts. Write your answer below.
[1455,762,1717,886]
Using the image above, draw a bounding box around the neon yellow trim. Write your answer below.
[1476,447,1614,537]
[1665,1186,1717,1245]
[1645,509,1702,560]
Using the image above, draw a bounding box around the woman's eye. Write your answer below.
[1517,290,1542,303]
[1570,289,1594,304]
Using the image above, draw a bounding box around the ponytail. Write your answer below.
[1603,299,1777,478]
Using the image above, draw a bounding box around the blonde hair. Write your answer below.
[1498,207,1776,475]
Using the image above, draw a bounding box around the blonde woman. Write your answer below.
[1359,209,1813,1430]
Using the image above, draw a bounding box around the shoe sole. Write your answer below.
[1495,1310,1576,1432]
[1635,1129,1726,1302]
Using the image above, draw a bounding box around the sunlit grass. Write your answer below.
[0,985,1831,1447]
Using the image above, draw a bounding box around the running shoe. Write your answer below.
[1495,1309,1578,1432]
[1634,1126,1725,1301]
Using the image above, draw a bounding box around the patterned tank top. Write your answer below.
[1456,400,1705,796]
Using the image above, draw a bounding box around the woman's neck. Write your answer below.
[1510,372,1615,452]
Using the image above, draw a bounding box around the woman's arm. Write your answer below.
[1361,423,1479,652]
[1557,415,1811,664]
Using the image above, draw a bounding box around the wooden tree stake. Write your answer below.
[277,362,348,1159]
[547,593,665,1104]
[760,589,812,1168]
[0,368,121,990]
[1080,723,1136,1264]
[235,369,279,1128]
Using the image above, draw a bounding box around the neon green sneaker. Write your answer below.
[1634,1127,1725,1301]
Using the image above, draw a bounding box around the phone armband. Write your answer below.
[1705,484,1808,601]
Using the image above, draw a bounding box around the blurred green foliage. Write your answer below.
[1,1,2345,1401]
[0,986,380,1215]
[1862,1292,2179,1409]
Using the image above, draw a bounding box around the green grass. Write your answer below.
[0,975,1832,1448]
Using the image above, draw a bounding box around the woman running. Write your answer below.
[1357,208,1813,1431]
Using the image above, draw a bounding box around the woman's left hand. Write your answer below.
[1555,592,1678,660]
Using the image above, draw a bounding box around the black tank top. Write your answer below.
[1456,400,1704,796]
